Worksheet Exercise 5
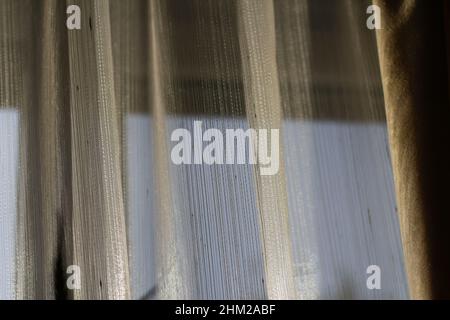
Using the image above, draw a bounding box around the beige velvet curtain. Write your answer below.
[0,0,448,300]
[374,0,450,299]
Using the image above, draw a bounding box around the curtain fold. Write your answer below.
[68,0,130,299]
[237,0,296,299]
[374,0,450,299]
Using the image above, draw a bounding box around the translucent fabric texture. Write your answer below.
[1,0,445,300]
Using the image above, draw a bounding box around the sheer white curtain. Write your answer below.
[0,0,407,299]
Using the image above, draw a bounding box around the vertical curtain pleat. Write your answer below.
[237,0,297,299]
[1,0,73,299]
[148,0,185,299]
[0,0,27,300]
[67,0,130,299]
[148,0,269,299]
[375,0,450,299]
